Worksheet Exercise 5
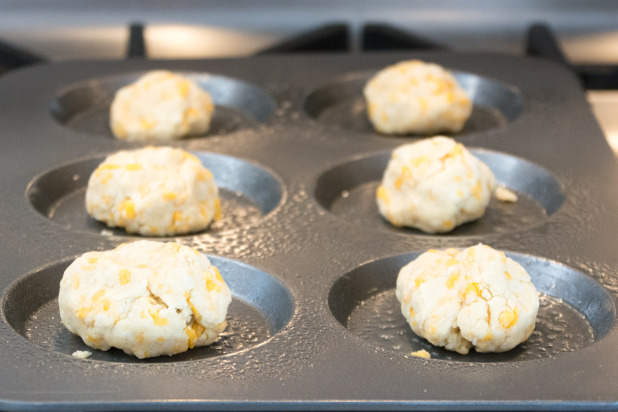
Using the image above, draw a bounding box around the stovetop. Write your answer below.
[2,4,617,154]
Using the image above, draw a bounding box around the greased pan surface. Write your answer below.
[0,52,617,410]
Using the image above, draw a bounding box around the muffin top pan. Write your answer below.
[0,52,617,410]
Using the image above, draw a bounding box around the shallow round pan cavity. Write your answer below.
[27,152,284,238]
[49,72,277,139]
[313,149,565,237]
[2,255,294,363]
[328,251,615,362]
[303,71,523,138]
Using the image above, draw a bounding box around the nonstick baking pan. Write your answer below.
[0,52,617,411]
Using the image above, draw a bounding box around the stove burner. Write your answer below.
[0,22,617,90]
[0,40,45,75]
[526,23,617,90]
[256,23,350,55]
[127,22,147,59]
[361,23,447,52]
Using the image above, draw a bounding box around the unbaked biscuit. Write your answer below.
[376,136,495,233]
[86,146,220,236]
[59,240,231,359]
[396,244,539,354]
[110,70,214,142]
[364,60,472,135]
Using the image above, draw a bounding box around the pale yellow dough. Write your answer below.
[58,241,232,359]
[376,136,496,233]
[410,349,431,359]
[86,146,220,236]
[396,244,540,354]
[110,70,214,142]
[364,60,472,135]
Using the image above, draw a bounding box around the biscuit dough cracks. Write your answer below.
[59,241,231,358]
[396,244,540,354]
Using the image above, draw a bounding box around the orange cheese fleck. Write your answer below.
[377,186,390,205]
[446,273,459,289]
[120,200,136,219]
[92,289,105,302]
[119,269,131,285]
[214,198,222,222]
[162,192,177,201]
[499,308,518,329]
[177,80,190,98]
[464,282,481,297]
[150,309,169,326]
[124,163,142,171]
[213,266,224,283]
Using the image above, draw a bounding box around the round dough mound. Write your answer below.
[376,136,496,233]
[110,70,214,142]
[86,146,220,236]
[58,240,232,359]
[396,244,540,354]
[363,60,472,135]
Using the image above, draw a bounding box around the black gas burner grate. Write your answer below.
[0,22,616,89]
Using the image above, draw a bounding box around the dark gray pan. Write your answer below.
[0,52,617,411]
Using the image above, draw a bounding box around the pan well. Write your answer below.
[2,256,294,363]
[328,252,615,362]
[313,149,565,237]
[27,152,283,238]
[49,72,277,139]
[304,71,523,138]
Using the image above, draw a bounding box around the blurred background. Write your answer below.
[1,0,617,152]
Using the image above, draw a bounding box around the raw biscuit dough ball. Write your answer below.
[376,136,496,233]
[363,60,472,135]
[86,146,220,236]
[110,70,214,142]
[396,244,540,354]
[58,240,232,359]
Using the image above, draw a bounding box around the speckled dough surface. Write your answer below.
[363,60,472,135]
[110,70,214,142]
[85,146,220,236]
[58,240,231,359]
[396,244,540,354]
[376,136,496,233]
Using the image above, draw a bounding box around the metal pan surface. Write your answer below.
[0,52,617,411]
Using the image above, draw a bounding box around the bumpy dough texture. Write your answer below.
[86,146,220,236]
[376,136,496,233]
[110,70,214,142]
[59,240,232,359]
[396,244,540,354]
[363,60,472,135]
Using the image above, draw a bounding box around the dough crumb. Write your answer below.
[100,229,114,236]
[410,349,431,359]
[495,186,518,203]
[72,350,92,359]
